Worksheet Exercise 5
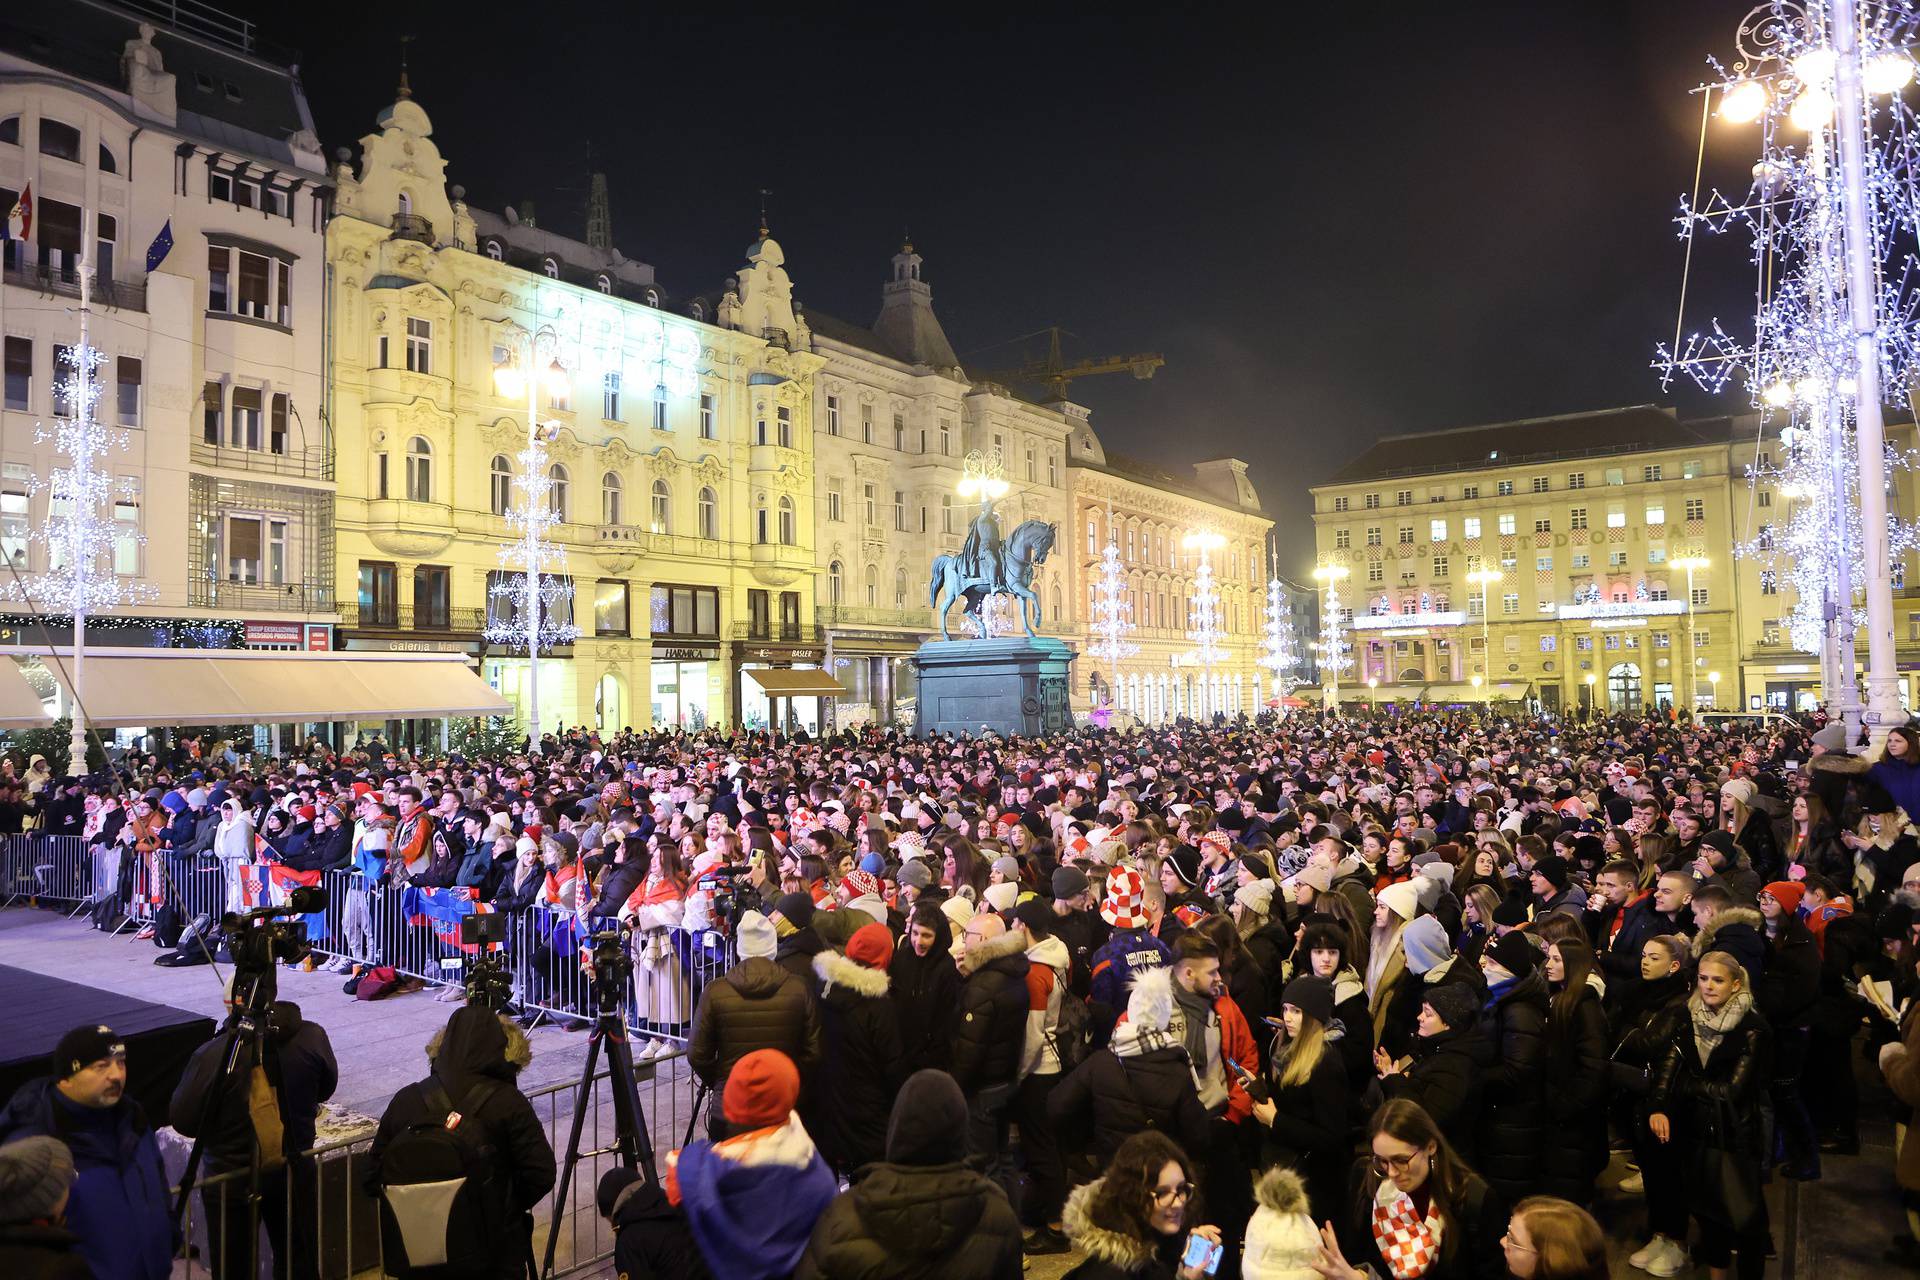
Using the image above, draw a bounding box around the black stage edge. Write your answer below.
[0,963,216,1122]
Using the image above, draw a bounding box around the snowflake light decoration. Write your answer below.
[485,432,580,651]
[1259,577,1301,693]
[1086,531,1139,671]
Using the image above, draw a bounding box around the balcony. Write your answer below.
[363,498,456,556]
[5,264,147,312]
[749,542,812,587]
[188,579,335,612]
[191,438,334,482]
[594,524,646,573]
[389,212,435,244]
[337,604,485,633]
[730,623,823,644]
[821,604,925,629]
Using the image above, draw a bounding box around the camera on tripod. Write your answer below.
[219,885,327,1007]
[458,912,513,1010]
[698,863,754,934]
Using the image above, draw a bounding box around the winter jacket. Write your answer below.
[491,864,544,913]
[811,950,907,1173]
[951,930,1032,1094]
[1060,1177,1187,1280]
[1243,1167,1321,1280]
[668,1113,838,1280]
[1732,815,1781,884]
[890,918,961,1073]
[1223,951,1274,1069]
[1337,1165,1507,1280]
[0,1222,92,1280]
[0,1080,172,1280]
[1381,1023,1484,1161]
[1048,968,1211,1164]
[1649,999,1773,1165]
[1881,1002,1920,1190]
[1256,1039,1350,1222]
[1609,972,1690,1101]
[1600,898,1689,1012]
[1328,965,1374,1088]
[606,1178,712,1280]
[1022,933,1074,1077]
[777,927,828,992]
[687,957,820,1097]
[1692,907,1768,988]
[1758,916,1821,1031]
[1473,968,1549,1207]
[1538,981,1610,1202]
[170,1001,338,1171]
[1870,754,1920,826]
[1243,920,1293,995]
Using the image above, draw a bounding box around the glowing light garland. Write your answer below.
[1087,532,1139,676]
[1259,576,1301,693]
[1317,578,1353,681]
[485,430,581,653]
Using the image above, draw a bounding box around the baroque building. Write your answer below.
[327,86,821,737]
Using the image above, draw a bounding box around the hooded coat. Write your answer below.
[687,956,820,1101]
[795,1069,1024,1280]
[1473,966,1550,1207]
[951,930,1032,1094]
[890,913,961,1073]
[1692,907,1769,987]
[1059,1176,1188,1280]
[812,949,908,1174]
[1047,966,1212,1164]
[606,1178,712,1280]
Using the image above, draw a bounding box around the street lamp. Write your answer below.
[1466,568,1502,687]
[1471,673,1483,707]
[1672,555,1710,713]
[1585,670,1598,716]
[1184,532,1226,718]
[1312,563,1351,709]
[1709,670,1722,709]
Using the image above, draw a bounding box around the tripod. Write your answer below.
[172,964,276,1279]
[540,956,657,1280]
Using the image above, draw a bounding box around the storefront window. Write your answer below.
[650,660,711,729]
[650,583,719,637]
[740,663,821,734]
[594,580,629,635]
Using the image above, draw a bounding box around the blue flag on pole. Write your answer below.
[144,218,173,272]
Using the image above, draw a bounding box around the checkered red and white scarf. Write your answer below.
[1370,1182,1444,1280]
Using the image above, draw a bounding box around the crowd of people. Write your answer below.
[1,704,1918,1279]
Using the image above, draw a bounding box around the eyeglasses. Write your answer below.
[1371,1150,1424,1175]
[1501,1232,1536,1253]
[1149,1182,1195,1206]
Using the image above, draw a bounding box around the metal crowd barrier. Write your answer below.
[170,1064,700,1278]
[0,833,97,915]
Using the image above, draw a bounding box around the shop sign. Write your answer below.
[656,645,718,660]
[305,624,332,651]
[345,636,473,654]
[741,646,823,661]
[245,621,303,646]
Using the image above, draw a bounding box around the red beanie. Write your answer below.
[845,921,894,971]
[1762,881,1806,916]
[722,1049,800,1128]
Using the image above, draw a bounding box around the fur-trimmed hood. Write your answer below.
[815,948,892,998]
[964,928,1029,970]
[1061,1178,1153,1271]
[1693,905,1765,960]
[1254,1165,1309,1215]
[1811,751,1870,775]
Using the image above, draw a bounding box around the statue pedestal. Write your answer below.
[913,637,1077,738]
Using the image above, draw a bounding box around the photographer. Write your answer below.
[687,910,820,1141]
[368,1006,557,1279]
[170,984,338,1280]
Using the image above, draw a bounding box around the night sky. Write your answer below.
[252,0,1760,572]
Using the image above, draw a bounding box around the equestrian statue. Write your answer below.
[928,491,1057,641]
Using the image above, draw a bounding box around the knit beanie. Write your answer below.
[885,1068,969,1166]
[772,891,816,929]
[1401,915,1452,975]
[1288,863,1334,895]
[1167,845,1203,888]
[596,1166,641,1220]
[1491,893,1533,928]
[983,881,1019,914]
[1234,879,1276,918]
[1761,881,1806,916]
[1378,880,1421,923]
[843,869,883,899]
[991,856,1021,881]
[0,1137,73,1224]
[1532,856,1571,892]
[940,896,975,935]
[858,852,888,876]
[52,1024,122,1081]
[736,910,777,961]
[1487,931,1540,978]
[898,859,933,891]
[722,1049,801,1128]
[1280,975,1335,1027]
[845,921,895,971]
[1423,983,1479,1032]
[1052,865,1090,901]
[1811,723,1849,753]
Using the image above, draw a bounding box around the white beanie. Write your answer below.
[1378,879,1422,922]
[736,910,777,960]
[1234,879,1276,918]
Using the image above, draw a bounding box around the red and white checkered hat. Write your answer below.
[892,829,928,858]
[843,869,882,899]
[1200,829,1233,857]
[1100,867,1149,929]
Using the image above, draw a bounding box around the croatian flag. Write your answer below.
[236,864,271,909]
[401,884,501,954]
[4,184,29,242]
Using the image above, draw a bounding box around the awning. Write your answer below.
[0,660,52,728]
[746,668,848,697]
[40,650,510,726]
[1418,681,1535,703]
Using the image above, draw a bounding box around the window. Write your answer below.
[1691,587,1709,607]
[1695,628,1711,646]
[862,483,877,525]
[1047,453,1058,487]
[650,479,670,532]
[1335,529,1351,550]
[1025,444,1036,481]
[942,495,955,534]
[698,487,718,539]
[1648,547,1667,564]
[596,275,612,295]
[1654,632,1671,648]
[778,495,795,545]
[601,472,623,524]
[1367,561,1384,583]
[754,409,768,446]
[1533,518,1551,533]
[828,561,844,605]
[1366,526,1382,546]
[1646,502,1665,524]
[864,565,878,606]
[1609,550,1628,568]
[1429,518,1446,541]
[1497,480,1515,496]
[861,404,873,443]
[1643,464,1663,482]
[276,260,291,326]
[208,246,230,311]
[1536,554,1553,572]
[1531,476,1549,493]
[1497,513,1516,535]
[1501,552,1517,571]
[229,386,262,449]
[895,413,907,451]
[1649,584,1669,600]
[1684,458,1704,479]
[699,393,715,439]
[236,251,271,318]
[777,405,792,447]
[116,356,141,427]
[1757,488,1772,508]
[1569,508,1587,530]
[649,584,719,637]
[1502,592,1519,615]
[1605,467,1625,485]
[594,581,629,635]
[747,589,770,639]
[0,118,15,146]
[1685,498,1705,521]
[1606,509,1627,529]
[940,421,951,455]
[1760,569,1778,595]
[547,464,569,521]
[1756,523,1775,552]
[485,240,502,261]
[223,514,283,585]
[1463,516,1481,539]
[413,565,450,628]
[1467,593,1484,618]
[603,372,622,420]
[1540,635,1558,652]
[490,455,513,515]
[405,318,431,374]
[377,335,389,369]
[1573,552,1590,568]
[3,337,28,411]
[893,490,905,531]
[827,485,843,522]
[1604,633,1621,650]
[375,452,388,498]
[1567,472,1586,489]
[1334,496,1349,512]
[1461,485,1479,500]
[95,214,117,281]
[405,436,432,501]
[1433,556,1449,577]
[1398,526,1414,545]
[112,483,140,575]
[652,399,667,431]
[1395,489,1412,506]
[38,118,80,162]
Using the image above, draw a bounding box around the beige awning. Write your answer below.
[0,659,53,728]
[746,668,847,697]
[42,651,510,726]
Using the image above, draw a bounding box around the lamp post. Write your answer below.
[1585,670,1598,717]
[1312,563,1351,710]
[1672,555,1710,714]
[1184,532,1226,718]
[488,323,578,747]
[1709,670,1722,709]
[1466,568,1502,687]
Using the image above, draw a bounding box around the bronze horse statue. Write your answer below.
[928,518,1057,641]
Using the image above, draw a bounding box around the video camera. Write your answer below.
[583,922,635,1015]
[459,913,513,1010]
[698,863,755,934]
[220,885,327,1008]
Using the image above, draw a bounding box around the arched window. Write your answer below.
[828,560,844,605]
[547,463,569,520]
[777,495,795,545]
[397,191,412,216]
[894,567,907,607]
[489,454,512,515]
[1051,579,1062,622]
[754,497,770,544]
[596,274,612,294]
[864,565,878,606]
[0,117,18,146]
[601,471,623,524]
[485,239,503,261]
[405,436,431,501]
[542,258,558,279]
[698,486,718,539]
[650,478,671,532]
[97,142,117,174]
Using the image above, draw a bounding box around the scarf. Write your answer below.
[1171,982,1215,1080]
[1688,988,1753,1068]
[1370,1180,1444,1280]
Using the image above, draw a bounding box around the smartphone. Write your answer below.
[1181,1234,1224,1275]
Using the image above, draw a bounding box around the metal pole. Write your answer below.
[67,230,91,779]
[1833,0,1904,738]
[1684,563,1696,714]
[525,332,540,751]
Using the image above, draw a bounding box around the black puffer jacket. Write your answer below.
[797,1069,1023,1280]
[889,915,960,1073]
[1256,1039,1350,1223]
[0,1222,91,1280]
[1758,917,1821,1032]
[777,927,828,991]
[686,956,820,1093]
[606,1178,712,1280]
[1381,1023,1484,1161]
[950,931,1031,1094]
[1473,968,1549,1207]
[170,1000,338,1173]
[1047,1045,1210,1166]
[1538,981,1610,1203]
[811,950,907,1174]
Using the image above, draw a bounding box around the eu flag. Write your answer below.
[144,219,173,272]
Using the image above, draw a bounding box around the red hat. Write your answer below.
[1200,830,1233,857]
[1761,881,1806,916]
[722,1048,800,1128]
[843,869,882,899]
[350,782,373,799]
[297,804,317,822]
[1100,867,1148,929]
[845,921,895,971]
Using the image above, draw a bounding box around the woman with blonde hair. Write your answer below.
[1248,974,1349,1221]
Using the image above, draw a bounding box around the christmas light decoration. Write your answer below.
[1313,565,1353,706]
[1087,525,1138,704]
[1259,576,1300,696]
[1184,533,1225,717]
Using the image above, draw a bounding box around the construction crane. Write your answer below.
[965,326,1165,401]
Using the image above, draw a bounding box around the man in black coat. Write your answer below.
[1601,871,1696,1013]
[597,1166,710,1280]
[772,891,827,992]
[365,1006,556,1278]
[951,913,1031,1208]
[811,922,907,1177]
[686,911,819,1140]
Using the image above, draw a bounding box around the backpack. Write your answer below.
[374,1077,515,1278]
[1049,986,1094,1074]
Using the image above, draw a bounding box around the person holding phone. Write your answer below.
[1247,976,1349,1223]
[1060,1130,1223,1280]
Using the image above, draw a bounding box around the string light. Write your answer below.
[1086,521,1139,694]
[1259,576,1301,695]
